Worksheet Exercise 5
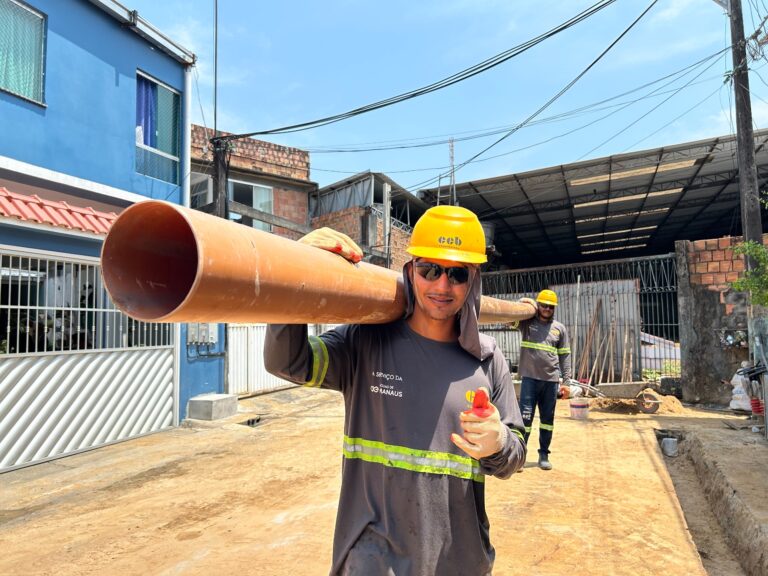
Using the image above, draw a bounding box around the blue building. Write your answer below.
[0,0,224,472]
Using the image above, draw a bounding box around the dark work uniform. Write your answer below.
[264,317,526,576]
[513,317,571,458]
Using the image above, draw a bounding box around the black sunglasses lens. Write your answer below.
[414,263,470,285]
[415,263,442,281]
[446,267,469,284]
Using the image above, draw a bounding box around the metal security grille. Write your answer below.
[482,254,679,382]
[0,249,171,356]
[0,0,46,103]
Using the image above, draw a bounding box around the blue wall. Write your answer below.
[0,0,185,204]
[0,224,103,257]
[0,1,223,421]
[179,325,226,420]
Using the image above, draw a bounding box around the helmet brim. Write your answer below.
[407,246,487,264]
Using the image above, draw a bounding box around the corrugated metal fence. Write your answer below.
[482,254,679,382]
[227,324,330,396]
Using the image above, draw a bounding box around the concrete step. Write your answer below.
[186,393,238,421]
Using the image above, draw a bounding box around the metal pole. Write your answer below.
[213,0,218,136]
[383,182,392,269]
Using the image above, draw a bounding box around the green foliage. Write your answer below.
[642,360,680,382]
[662,360,681,377]
[730,241,768,306]
[642,368,660,382]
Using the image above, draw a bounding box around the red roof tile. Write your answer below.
[0,188,118,235]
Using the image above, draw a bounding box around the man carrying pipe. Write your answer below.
[510,289,571,471]
[264,205,527,576]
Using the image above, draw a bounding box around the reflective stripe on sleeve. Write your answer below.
[305,335,329,388]
[557,347,571,355]
[521,341,557,354]
[343,436,485,483]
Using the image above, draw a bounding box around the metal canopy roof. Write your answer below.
[420,129,768,269]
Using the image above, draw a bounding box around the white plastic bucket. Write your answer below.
[569,398,590,420]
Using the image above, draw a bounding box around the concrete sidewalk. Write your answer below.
[0,386,765,575]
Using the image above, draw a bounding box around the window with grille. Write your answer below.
[0,250,172,355]
[0,0,46,103]
[135,72,180,184]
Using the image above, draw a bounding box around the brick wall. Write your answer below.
[312,207,413,271]
[374,218,411,271]
[687,237,745,292]
[312,206,364,242]
[190,124,311,239]
[678,236,751,404]
[272,186,308,240]
[191,125,310,181]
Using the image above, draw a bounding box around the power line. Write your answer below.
[576,49,726,160]
[213,0,617,141]
[305,48,729,158]
[404,0,660,193]
[245,49,735,180]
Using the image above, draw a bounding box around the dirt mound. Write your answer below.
[589,391,687,415]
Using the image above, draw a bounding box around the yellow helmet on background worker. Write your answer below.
[406,205,487,264]
[536,289,558,306]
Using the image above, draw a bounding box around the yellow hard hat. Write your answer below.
[406,205,487,264]
[536,289,558,306]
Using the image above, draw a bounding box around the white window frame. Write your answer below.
[228,178,274,232]
[135,70,181,184]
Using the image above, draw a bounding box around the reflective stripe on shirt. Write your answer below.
[557,347,571,355]
[520,341,557,354]
[343,435,485,483]
[306,335,329,387]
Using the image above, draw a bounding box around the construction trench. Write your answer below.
[1,388,766,576]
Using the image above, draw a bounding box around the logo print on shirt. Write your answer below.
[370,371,403,398]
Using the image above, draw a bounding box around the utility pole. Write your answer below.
[211,137,229,219]
[721,0,763,256]
[209,0,228,220]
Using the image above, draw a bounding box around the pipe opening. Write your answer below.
[101,202,198,321]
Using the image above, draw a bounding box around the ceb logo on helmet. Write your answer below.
[437,236,463,247]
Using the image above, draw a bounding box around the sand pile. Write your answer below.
[589,391,686,415]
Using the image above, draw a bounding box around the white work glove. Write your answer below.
[451,388,508,459]
[298,227,363,263]
[519,297,538,310]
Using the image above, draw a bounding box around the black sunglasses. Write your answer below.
[414,262,471,285]
[539,304,555,310]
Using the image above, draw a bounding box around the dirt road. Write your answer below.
[0,387,749,575]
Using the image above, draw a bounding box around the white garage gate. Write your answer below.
[0,246,176,472]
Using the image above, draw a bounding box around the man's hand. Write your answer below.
[298,227,363,263]
[451,388,508,459]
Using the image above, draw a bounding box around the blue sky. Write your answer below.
[126,0,768,189]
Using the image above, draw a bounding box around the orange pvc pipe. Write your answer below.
[100,201,536,325]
